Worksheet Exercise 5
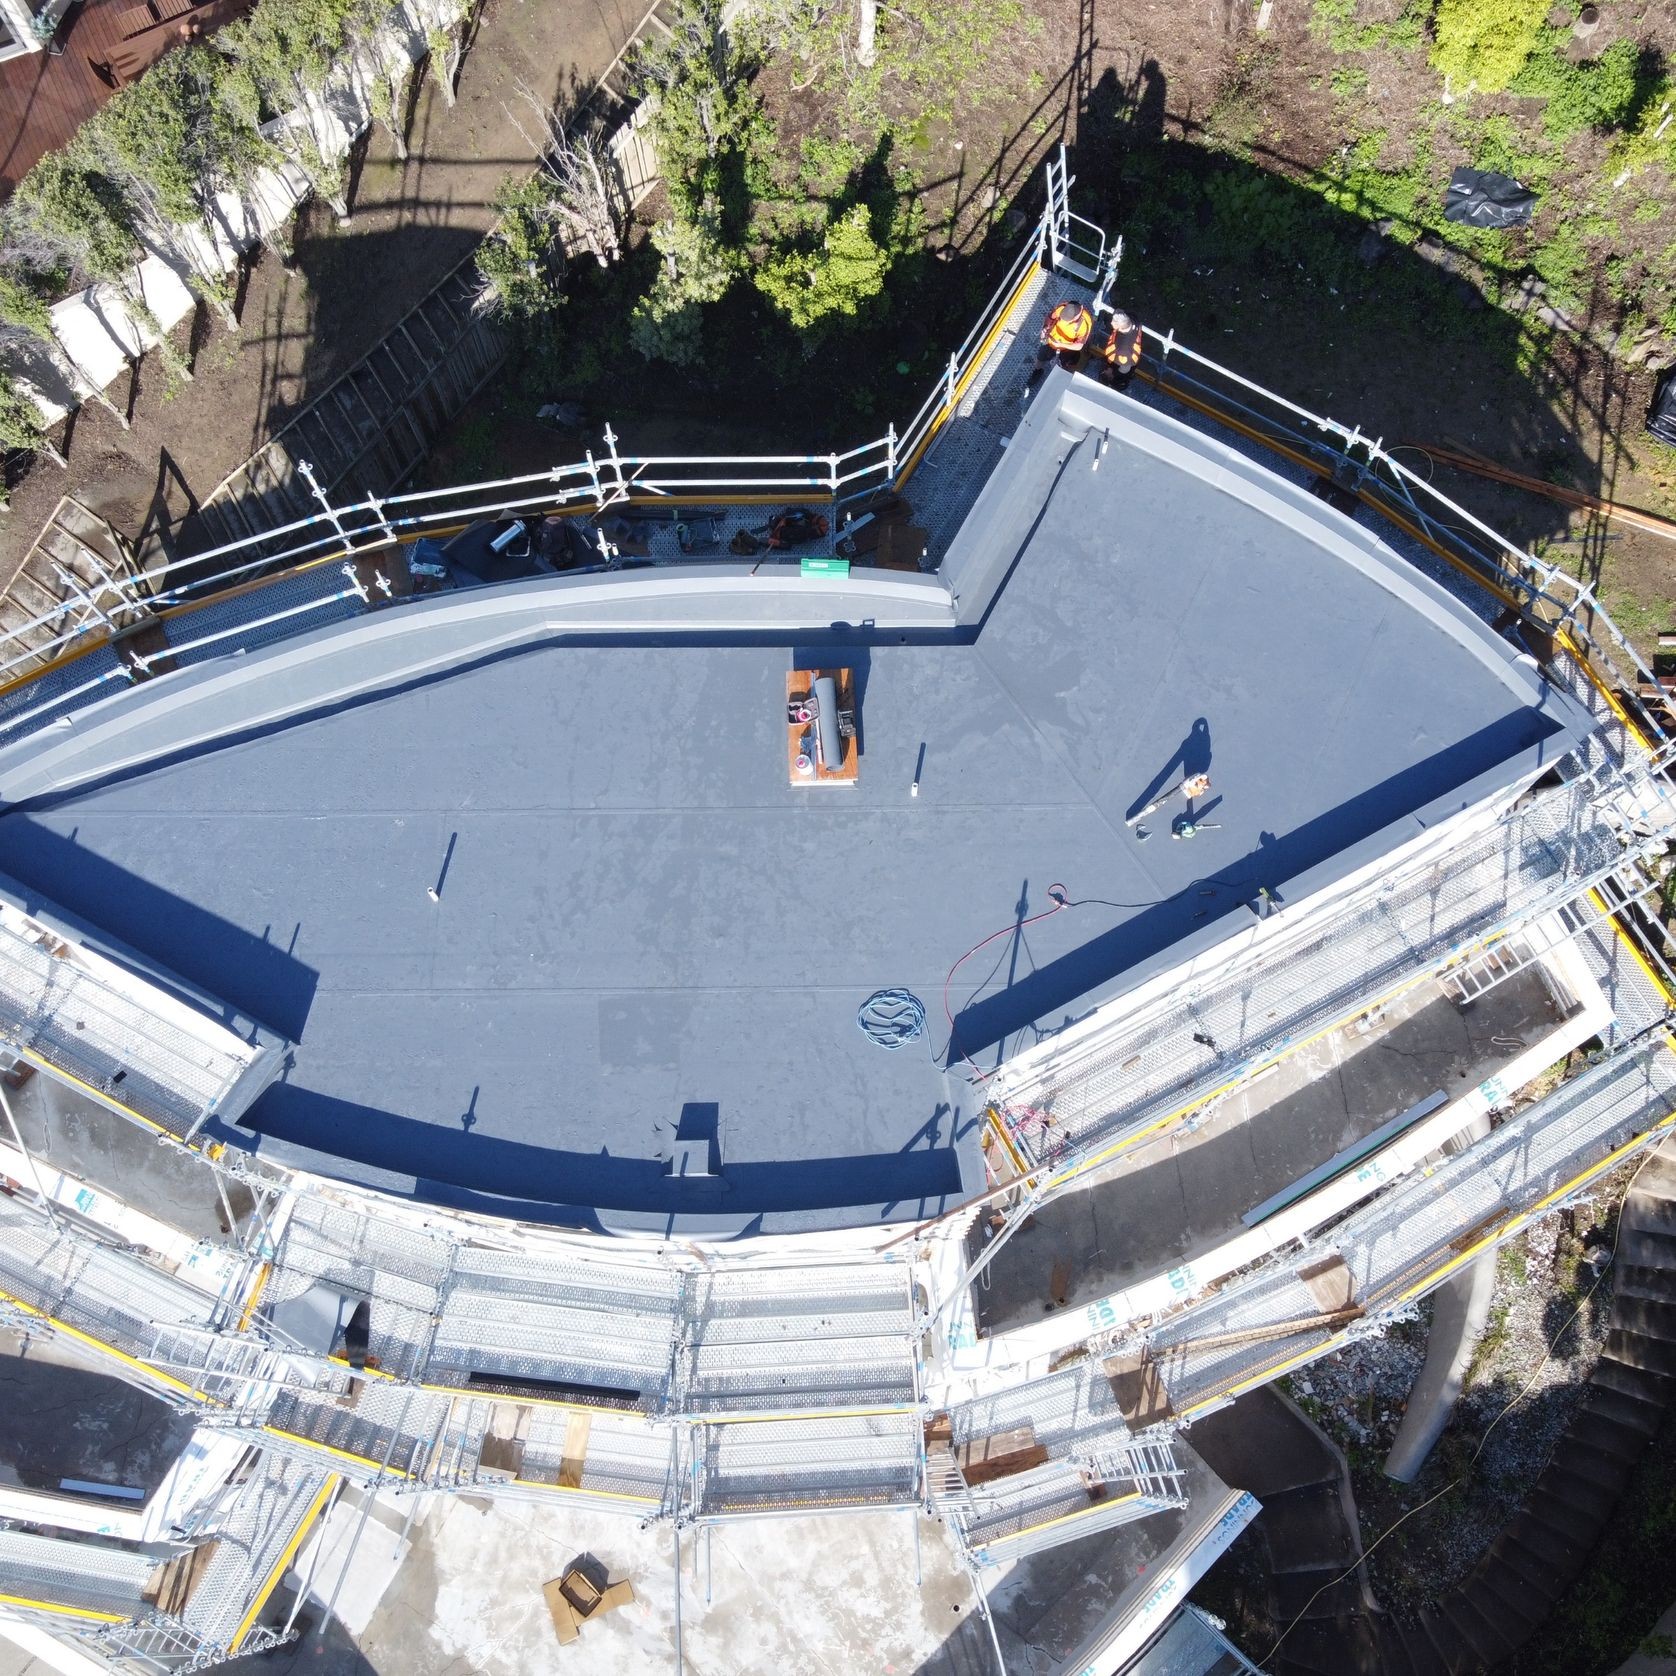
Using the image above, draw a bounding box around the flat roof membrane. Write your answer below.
[0,376,1586,1232]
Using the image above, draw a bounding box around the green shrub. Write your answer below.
[1458,112,1560,188]
[1431,0,1550,94]
[1610,67,1676,177]
[1316,130,1433,237]
[629,207,738,366]
[1530,216,1590,305]
[0,368,48,462]
[473,177,566,322]
[627,0,767,230]
[754,203,889,332]
[1311,0,1427,54]
[1511,37,1650,140]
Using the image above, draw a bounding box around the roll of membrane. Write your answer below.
[813,674,842,771]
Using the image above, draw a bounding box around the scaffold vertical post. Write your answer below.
[886,421,897,483]
[48,563,118,634]
[297,462,350,548]
[365,494,395,544]
[603,424,626,503]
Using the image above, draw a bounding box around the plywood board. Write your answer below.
[558,1411,591,1489]
[1297,1254,1357,1314]
[786,669,859,786]
[1105,1351,1175,1430]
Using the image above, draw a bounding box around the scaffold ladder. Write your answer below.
[1043,145,1111,287]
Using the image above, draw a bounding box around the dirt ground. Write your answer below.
[1194,1161,1637,1666]
[0,0,644,568]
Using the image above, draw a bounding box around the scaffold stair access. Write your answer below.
[0,903,277,1143]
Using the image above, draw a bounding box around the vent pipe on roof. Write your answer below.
[813,675,842,772]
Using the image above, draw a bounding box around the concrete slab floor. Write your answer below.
[226,1495,974,1676]
[5,1069,239,1243]
[980,966,1567,1332]
[210,1488,1209,1676]
[0,1329,195,1495]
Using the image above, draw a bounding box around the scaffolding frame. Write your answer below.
[2,146,1676,1675]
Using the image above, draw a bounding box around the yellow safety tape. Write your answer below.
[0,1593,126,1624]
[16,1049,173,1140]
[697,1404,916,1426]
[1177,1098,1676,1418]
[979,1489,1142,1548]
[509,1479,660,1504]
[984,1106,1030,1177]
[895,262,1043,491]
[1047,964,1445,1189]
[237,1264,271,1335]
[260,1428,410,1478]
[0,1285,205,1400]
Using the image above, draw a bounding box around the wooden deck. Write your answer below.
[0,0,250,197]
[2,0,128,195]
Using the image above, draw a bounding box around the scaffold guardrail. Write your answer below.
[1123,1032,1676,1433]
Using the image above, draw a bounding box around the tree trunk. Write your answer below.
[856,0,876,66]
[432,36,459,105]
[43,435,68,468]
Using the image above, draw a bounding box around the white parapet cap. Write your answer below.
[935,934,1615,1389]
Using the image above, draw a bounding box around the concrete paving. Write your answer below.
[979,967,1565,1331]
[198,1479,1228,1676]
[234,1494,976,1676]
[0,1641,51,1676]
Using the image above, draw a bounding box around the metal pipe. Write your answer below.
[971,1564,1009,1676]
[0,666,131,737]
[318,1388,415,1637]
[0,1078,59,1231]
[282,1476,346,1636]
[137,588,362,671]
[211,1168,239,1245]
[918,1172,1053,1337]
[672,1520,684,1676]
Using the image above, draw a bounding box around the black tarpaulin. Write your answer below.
[1651,370,1676,447]
[1443,166,1538,228]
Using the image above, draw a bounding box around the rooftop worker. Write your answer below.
[1038,300,1093,367]
[1099,310,1144,389]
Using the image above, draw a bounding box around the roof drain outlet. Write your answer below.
[813,674,843,772]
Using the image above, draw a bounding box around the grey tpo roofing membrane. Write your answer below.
[0,377,1588,1233]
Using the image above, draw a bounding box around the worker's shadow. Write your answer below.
[1125,717,1212,822]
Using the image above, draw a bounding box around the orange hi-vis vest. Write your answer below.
[1042,303,1092,353]
[1104,322,1143,370]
